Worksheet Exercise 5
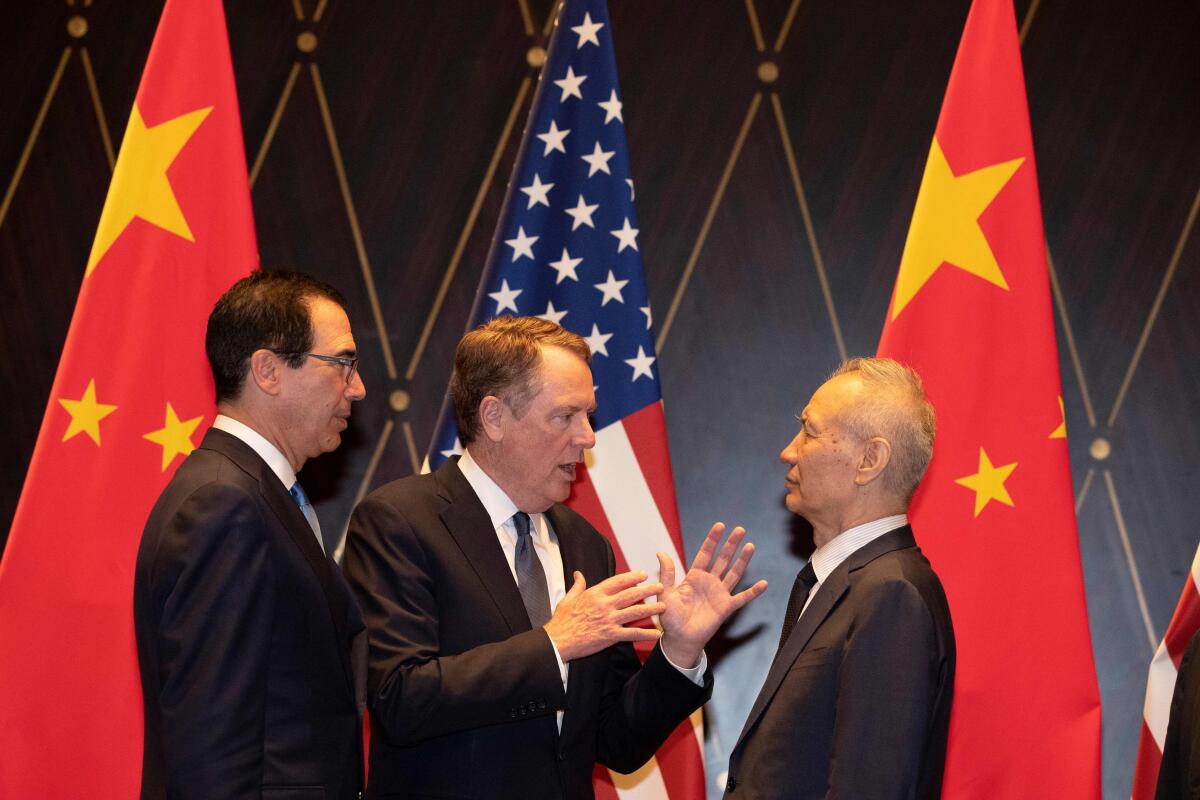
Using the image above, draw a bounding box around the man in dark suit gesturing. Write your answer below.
[345,316,766,799]
[135,272,368,800]
[725,357,956,799]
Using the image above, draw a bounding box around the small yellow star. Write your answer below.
[58,379,118,446]
[86,103,212,276]
[891,137,1025,320]
[954,447,1018,518]
[143,402,204,471]
[1050,396,1067,439]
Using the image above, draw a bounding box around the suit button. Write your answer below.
[519,707,528,716]
[557,751,567,762]
[726,777,738,792]
[510,709,517,719]
[538,700,547,710]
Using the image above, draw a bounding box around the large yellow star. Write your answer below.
[58,379,118,446]
[85,103,212,276]
[143,402,204,471]
[955,447,1018,518]
[890,137,1025,320]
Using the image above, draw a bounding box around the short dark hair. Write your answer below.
[450,316,591,445]
[206,271,347,403]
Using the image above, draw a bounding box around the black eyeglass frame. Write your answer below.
[275,351,359,382]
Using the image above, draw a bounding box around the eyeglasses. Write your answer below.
[277,351,359,382]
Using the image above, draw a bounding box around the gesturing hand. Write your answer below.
[657,522,768,668]
[544,570,666,662]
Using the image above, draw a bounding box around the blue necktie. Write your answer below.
[513,512,551,627]
[289,481,324,553]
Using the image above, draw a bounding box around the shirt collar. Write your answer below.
[212,414,297,492]
[809,514,908,584]
[457,448,519,530]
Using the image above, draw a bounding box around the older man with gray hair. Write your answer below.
[724,357,956,799]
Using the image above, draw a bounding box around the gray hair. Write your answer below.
[829,357,936,502]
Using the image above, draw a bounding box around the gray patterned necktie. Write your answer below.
[513,512,551,627]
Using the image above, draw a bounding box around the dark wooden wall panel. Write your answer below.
[2,2,1196,796]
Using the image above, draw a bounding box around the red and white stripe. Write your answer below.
[1132,543,1200,799]
[569,401,708,800]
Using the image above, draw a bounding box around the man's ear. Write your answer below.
[855,437,892,486]
[248,349,284,397]
[478,395,506,443]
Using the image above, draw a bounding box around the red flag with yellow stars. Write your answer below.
[877,0,1101,796]
[0,1,257,795]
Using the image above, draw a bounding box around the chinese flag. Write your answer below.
[876,0,1102,797]
[0,1,257,796]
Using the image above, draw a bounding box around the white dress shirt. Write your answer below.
[456,449,704,730]
[799,514,909,618]
[211,414,325,553]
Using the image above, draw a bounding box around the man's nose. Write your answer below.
[577,416,597,449]
[346,369,366,401]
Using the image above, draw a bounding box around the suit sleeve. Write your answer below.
[343,494,566,745]
[1157,631,1200,799]
[593,541,713,774]
[827,578,944,799]
[146,481,274,800]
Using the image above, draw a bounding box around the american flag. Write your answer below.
[1132,543,1200,798]
[425,1,706,797]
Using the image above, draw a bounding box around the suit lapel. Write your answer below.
[733,526,918,753]
[201,428,361,698]
[547,504,584,587]
[437,459,534,635]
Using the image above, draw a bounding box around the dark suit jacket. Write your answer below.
[343,458,711,799]
[1157,630,1200,799]
[725,526,955,800]
[134,428,366,800]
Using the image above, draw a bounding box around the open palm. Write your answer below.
[657,523,768,667]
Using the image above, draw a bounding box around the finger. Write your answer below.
[566,570,587,599]
[595,570,649,595]
[710,526,746,575]
[657,551,676,591]
[612,583,664,609]
[728,579,769,611]
[615,602,667,625]
[691,522,724,571]
[722,542,756,591]
[615,626,663,643]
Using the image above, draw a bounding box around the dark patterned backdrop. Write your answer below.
[1,1,1197,796]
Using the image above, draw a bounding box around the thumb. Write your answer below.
[657,551,676,591]
[566,570,587,598]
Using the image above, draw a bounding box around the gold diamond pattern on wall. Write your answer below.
[2,2,1198,796]
[657,0,846,360]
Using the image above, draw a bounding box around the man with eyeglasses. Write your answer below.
[134,271,368,800]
